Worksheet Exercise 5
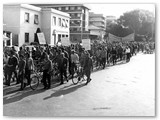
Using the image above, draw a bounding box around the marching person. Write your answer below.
[59,53,68,85]
[18,54,26,90]
[125,46,131,62]
[83,51,93,85]
[111,46,117,65]
[42,53,53,89]
[25,53,34,86]
[101,47,107,69]
[70,50,79,78]
[5,50,18,86]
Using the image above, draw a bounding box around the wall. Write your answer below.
[3,5,20,45]
[41,10,51,44]
[3,5,20,33]
[19,7,41,46]
[41,8,70,45]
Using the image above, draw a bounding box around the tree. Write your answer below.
[105,22,132,37]
[118,9,155,39]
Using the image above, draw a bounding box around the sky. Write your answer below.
[88,4,155,19]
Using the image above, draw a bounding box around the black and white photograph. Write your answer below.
[2,1,156,117]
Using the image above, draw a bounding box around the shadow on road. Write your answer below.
[43,83,85,100]
[3,82,61,105]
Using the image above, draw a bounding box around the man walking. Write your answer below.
[83,51,93,85]
[42,53,53,89]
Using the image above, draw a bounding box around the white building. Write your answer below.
[89,12,106,41]
[3,4,70,46]
[41,8,70,45]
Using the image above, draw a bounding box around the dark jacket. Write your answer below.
[84,56,93,70]
[62,57,68,70]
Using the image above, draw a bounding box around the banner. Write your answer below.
[82,39,91,50]
[122,33,135,42]
[61,37,70,46]
[108,33,121,42]
[37,33,46,44]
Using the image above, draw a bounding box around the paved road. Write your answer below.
[3,52,155,117]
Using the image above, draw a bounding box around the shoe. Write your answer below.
[16,82,20,84]
[19,88,24,91]
[85,82,88,85]
[47,86,51,89]
[78,77,81,81]
[6,83,10,86]
[59,82,64,85]
[24,83,27,88]
[43,86,47,89]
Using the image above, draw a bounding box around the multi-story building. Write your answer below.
[89,12,106,41]
[106,16,117,26]
[41,8,70,45]
[3,4,42,47]
[32,4,90,43]
[3,4,70,46]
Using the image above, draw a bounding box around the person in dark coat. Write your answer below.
[18,54,26,90]
[42,53,53,89]
[111,47,117,65]
[59,53,68,85]
[83,51,93,85]
[5,50,18,86]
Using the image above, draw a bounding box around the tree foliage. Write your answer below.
[118,9,155,38]
[105,9,155,39]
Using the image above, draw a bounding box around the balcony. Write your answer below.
[70,31,90,34]
[70,16,81,20]
[89,18,105,23]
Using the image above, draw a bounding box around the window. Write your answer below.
[82,9,84,13]
[58,18,61,26]
[62,7,65,11]
[34,15,39,25]
[25,33,29,43]
[70,13,75,17]
[77,13,81,17]
[77,6,82,10]
[62,35,65,37]
[66,20,69,28]
[62,19,65,27]
[58,7,62,10]
[25,12,29,23]
[77,28,81,31]
[65,7,69,10]
[70,6,75,10]
[52,16,56,26]
[58,34,61,42]
[66,35,68,37]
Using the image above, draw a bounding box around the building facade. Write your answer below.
[41,8,70,45]
[89,12,106,41]
[3,4,70,46]
[3,4,42,47]
[33,4,90,43]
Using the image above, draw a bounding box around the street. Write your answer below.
[3,52,155,117]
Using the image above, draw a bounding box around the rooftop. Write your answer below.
[42,8,70,17]
[4,4,41,12]
[31,4,90,10]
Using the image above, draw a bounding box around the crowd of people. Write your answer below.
[3,40,155,90]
